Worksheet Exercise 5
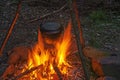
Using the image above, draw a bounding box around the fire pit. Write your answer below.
[1,21,85,80]
[0,0,105,80]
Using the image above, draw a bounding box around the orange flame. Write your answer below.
[27,21,72,79]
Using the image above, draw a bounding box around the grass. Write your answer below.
[82,10,120,48]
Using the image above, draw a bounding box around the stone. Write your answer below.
[96,76,117,80]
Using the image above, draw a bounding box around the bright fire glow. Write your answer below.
[27,21,72,80]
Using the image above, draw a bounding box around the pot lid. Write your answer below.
[40,22,63,34]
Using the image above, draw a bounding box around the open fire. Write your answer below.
[26,21,72,80]
[1,21,85,80]
[0,0,106,79]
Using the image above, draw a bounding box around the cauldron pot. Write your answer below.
[40,22,63,44]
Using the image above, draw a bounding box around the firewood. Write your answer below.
[7,46,30,65]
[83,46,105,77]
[91,58,104,77]
[13,64,43,79]
[1,46,30,79]
[1,64,15,79]
[53,64,63,80]
[83,46,107,60]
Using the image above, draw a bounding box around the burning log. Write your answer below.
[13,59,63,80]
[13,64,43,80]
[53,62,63,80]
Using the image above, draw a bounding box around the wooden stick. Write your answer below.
[72,0,85,49]
[0,0,22,56]
[13,64,43,80]
[53,63,63,80]
[67,0,90,80]
[28,3,67,23]
[14,64,62,80]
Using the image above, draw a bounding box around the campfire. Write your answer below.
[1,21,86,80]
[26,21,72,79]
[0,0,105,79]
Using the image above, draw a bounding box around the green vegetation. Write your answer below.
[81,10,120,48]
[89,10,107,24]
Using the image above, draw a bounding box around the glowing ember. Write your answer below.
[26,21,72,79]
